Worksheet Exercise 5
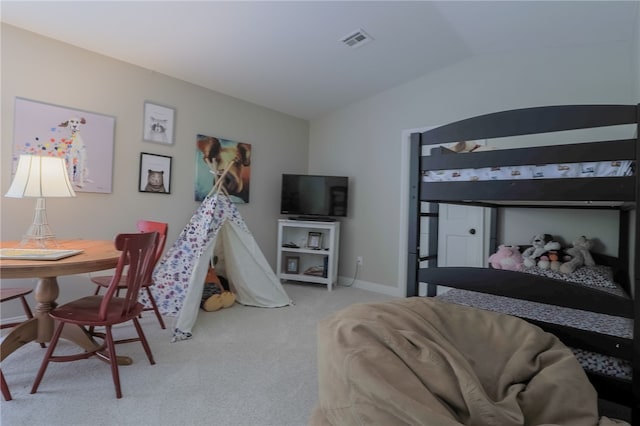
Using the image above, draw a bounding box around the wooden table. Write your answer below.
[0,239,121,364]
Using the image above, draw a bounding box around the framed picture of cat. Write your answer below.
[139,152,172,194]
[143,101,175,145]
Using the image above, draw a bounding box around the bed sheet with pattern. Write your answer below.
[436,265,632,380]
[423,160,633,182]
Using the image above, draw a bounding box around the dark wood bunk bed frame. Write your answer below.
[406,104,640,422]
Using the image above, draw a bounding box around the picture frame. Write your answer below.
[143,101,175,145]
[12,97,116,194]
[285,256,300,274]
[307,232,323,249]
[194,134,252,203]
[139,152,172,194]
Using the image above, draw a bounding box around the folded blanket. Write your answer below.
[310,298,628,426]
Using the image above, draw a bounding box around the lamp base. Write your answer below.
[18,198,59,249]
[18,236,59,249]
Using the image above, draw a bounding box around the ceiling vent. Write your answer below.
[339,29,373,49]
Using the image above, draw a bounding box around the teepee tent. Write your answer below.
[146,191,292,342]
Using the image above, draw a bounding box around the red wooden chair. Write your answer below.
[91,220,167,329]
[1,371,11,402]
[1,288,36,330]
[30,231,158,399]
[1,287,45,401]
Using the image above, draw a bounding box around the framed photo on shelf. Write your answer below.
[285,256,300,274]
[139,152,172,194]
[143,101,175,145]
[307,232,323,249]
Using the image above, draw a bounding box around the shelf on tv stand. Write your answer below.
[288,216,337,222]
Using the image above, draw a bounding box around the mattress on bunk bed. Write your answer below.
[437,265,633,380]
[310,297,627,426]
[423,160,634,182]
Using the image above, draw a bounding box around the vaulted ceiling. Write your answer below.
[2,1,638,120]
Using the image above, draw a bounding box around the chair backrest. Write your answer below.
[136,220,168,283]
[136,220,168,264]
[99,232,158,320]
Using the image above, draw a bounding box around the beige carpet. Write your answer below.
[1,283,393,426]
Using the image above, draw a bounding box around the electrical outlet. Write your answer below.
[356,256,363,266]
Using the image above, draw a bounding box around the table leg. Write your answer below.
[33,277,58,343]
[0,277,56,364]
[0,318,38,362]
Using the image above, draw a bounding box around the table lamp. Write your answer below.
[5,155,76,248]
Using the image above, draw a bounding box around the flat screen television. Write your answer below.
[280,174,349,220]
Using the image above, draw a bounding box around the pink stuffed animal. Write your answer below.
[488,245,524,272]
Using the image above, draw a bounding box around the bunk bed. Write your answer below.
[406,104,639,422]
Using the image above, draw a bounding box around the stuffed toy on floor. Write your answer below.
[200,266,236,312]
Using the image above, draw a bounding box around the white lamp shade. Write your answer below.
[5,155,76,198]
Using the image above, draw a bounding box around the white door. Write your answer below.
[438,204,486,267]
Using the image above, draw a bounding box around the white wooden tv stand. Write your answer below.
[276,219,340,291]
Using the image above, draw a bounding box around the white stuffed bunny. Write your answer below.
[521,234,553,268]
[559,236,595,274]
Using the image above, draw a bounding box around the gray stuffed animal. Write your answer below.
[559,236,595,274]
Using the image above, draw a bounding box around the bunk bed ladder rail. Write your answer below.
[632,103,640,424]
[409,133,451,298]
[408,130,499,298]
[423,205,439,297]
[406,133,422,297]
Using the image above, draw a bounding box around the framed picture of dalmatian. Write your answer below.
[12,97,116,194]
[143,101,176,145]
[139,152,172,194]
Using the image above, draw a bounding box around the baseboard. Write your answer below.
[336,276,404,297]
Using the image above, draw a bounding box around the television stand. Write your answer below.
[277,219,340,291]
[288,216,336,222]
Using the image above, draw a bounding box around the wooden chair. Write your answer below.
[30,232,158,399]
[91,220,167,329]
[1,288,38,330]
[1,287,44,401]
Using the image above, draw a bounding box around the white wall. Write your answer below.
[1,24,309,319]
[635,4,640,101]
[632,5,640,295]
[309,42,638,296]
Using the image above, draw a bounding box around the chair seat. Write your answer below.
[0,287,34,302]
[91,275,151,289]
[51,296,144,326]
[0,288,43,334]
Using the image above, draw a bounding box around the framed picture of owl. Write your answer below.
[143,101,175,145]
[139,152,172,194]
